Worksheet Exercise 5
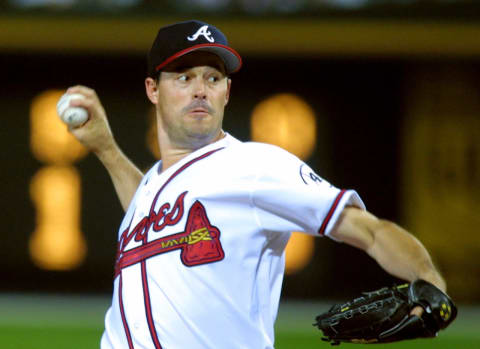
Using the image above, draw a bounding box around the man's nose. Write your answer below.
[193,78,207,99]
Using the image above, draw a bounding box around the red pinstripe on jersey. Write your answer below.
[118,274,134,349]
[141,261,162,348]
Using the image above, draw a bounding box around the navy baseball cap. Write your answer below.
[147,20,242,77]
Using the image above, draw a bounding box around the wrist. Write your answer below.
[94,138,121,166]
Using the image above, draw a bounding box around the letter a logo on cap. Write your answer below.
[187,25,214,43]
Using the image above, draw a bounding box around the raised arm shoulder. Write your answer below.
[65,85,144,211]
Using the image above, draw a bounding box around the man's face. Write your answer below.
[152,51,231,150]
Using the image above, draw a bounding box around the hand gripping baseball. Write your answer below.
[57,93,89,127]
[63,86,116,156]
[314,280,457,345]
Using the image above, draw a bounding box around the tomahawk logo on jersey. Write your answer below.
[115,194,225,276]
[101,134,365,349]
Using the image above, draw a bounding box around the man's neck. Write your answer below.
[159,131,225,172]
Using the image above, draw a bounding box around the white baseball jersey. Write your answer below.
[101,133,364,349]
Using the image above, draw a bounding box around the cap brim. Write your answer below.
[155,43,242,75]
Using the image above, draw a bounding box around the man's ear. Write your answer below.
[145,77,159,104]
[224,78,232,107]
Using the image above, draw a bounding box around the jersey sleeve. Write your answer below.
[249,144,365,240]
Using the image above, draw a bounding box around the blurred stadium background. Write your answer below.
[1,0,479,347]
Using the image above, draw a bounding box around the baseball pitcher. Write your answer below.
[62,20,455,349]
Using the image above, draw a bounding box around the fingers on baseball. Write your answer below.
[67,86,98,106]
[66,86,103,120]
[67,85,96,97]
[71,98,94,112]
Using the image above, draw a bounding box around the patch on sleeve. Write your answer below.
[299,163,332,187]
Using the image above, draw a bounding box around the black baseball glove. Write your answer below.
[314,279,457,345]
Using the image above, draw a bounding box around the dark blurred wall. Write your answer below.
[0,51,404,292]
[1,50,479,302]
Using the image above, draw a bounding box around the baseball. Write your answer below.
[56,93,89,127]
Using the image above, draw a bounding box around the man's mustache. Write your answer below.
[182,100,215,115]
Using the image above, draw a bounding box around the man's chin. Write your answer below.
[183,130,219,150]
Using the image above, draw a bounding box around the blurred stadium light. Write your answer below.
[250,93,317,274]
[29,90,88,270]
[251,94,317,161]
[29,165,87,270]
[30,90,88,164]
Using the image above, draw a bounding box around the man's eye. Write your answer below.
[208,76,219,83]
[178,75,189,82]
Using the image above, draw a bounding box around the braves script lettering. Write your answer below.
[115,200,225,276]
[119,191,188,252]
